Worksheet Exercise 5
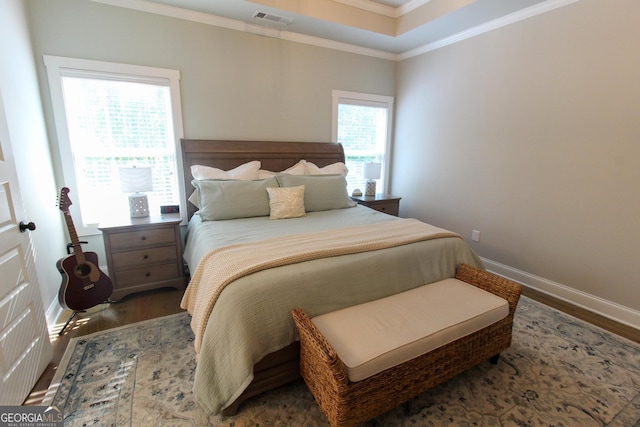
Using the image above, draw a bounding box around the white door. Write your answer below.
[0,89,52,404]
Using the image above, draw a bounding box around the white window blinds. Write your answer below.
[332,90,394,195]
[45,56,185,235]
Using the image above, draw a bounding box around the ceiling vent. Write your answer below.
[252,11,293,26]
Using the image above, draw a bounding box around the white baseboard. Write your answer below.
[45,258,639,333]
[482,258,640,331]
[46,298,65,333]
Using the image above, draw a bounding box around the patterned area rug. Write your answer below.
[45,296,640,426]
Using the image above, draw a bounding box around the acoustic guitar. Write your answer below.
[57,187,113,311]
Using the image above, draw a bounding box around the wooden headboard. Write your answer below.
[181,139,345,219]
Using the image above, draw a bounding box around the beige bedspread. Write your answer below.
[181,218,460,355]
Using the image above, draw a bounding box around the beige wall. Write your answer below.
[394,0,640,320]
[0,0,68,312]
[26,0,395,144]
[24,0,639,326]
[24,0,395,294]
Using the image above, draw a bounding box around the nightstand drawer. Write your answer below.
[99,213,185,301]
[114,263,181,286]
[108,228,177,250]
[111,246,178,270]
[350,194,401,217]
[371,202,399,216]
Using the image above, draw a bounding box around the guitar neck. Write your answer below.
[64,211,86,265]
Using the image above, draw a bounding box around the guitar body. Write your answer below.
[57,187,114,312]
[57,251,114,311]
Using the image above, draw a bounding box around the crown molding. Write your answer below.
[92,0,580,62]
[397,0,432,16]
[399,0,580,60]
[333,0,429,18]
[92,0,396,60]
[279,31,398,60]
[333,0,397,17]
[93,0,246,31]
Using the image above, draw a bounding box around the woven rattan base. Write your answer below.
[292,264,523,427]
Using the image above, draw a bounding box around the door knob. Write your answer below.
[19,221,36,232]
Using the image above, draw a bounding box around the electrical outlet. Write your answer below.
[471,230,481,242]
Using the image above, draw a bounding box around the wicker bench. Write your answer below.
[291,263,523,427]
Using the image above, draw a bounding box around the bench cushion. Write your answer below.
[311,278,509,382]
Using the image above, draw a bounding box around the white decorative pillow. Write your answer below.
[281,160,307,175]
[188,189,200,209]
[258,160,309,179]
[258,169,277,179]
[266,185,306,219]
[191,161,261,180]
[306,161,349,176]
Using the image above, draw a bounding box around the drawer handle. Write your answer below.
[143,254,149,259]
[141,236,147,241]
[145,272,151,277]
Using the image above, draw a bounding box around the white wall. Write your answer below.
[394,0,640,326]
[0,1,68,313]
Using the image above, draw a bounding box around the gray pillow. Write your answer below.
[275,174,356,212]
[193,177,278,220]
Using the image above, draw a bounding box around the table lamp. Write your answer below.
[363,162,381,197]
[119,166,153,217]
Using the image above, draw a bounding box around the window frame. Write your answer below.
[44,55,186,236]
[331,90,394,194]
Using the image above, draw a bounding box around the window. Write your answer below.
[44,56,185,235]
[332,90,394,195]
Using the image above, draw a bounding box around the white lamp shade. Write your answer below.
[363,162,381,180]
[119,166,153,193]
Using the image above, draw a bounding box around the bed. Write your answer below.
[179,139,484,416]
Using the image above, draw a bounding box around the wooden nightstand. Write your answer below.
[350,193,401,216]
[98,213,186,301]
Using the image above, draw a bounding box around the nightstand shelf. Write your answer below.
[350,193,401,216]
[98,213,186,301]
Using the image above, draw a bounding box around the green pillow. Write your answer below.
[193,177,278,220]
[276,174,356,212]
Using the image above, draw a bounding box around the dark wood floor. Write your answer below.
[522,287,639,344]
[24,285,639,406]
[24,287,185,406]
